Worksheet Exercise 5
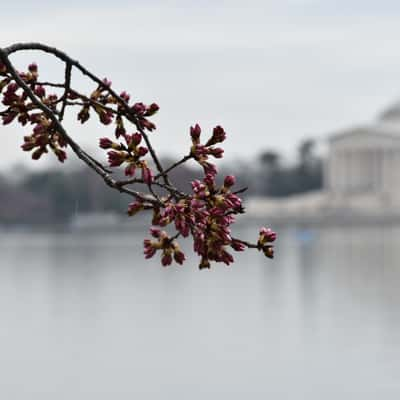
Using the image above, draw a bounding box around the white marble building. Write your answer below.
[325,103,400,202]
[247,102,400,221]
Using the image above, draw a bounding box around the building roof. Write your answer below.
[379,101,400,122]
[329,121,400,142]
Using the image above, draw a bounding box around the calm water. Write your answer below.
[0,224,400,399]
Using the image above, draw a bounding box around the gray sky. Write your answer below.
[2,0,400,169]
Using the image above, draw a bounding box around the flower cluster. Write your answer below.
[190,124,226,176]
[0,50,277,270]
[137,167,276,269]
[99,132,153,181]
[144,228,186,266]
[77,79,159,134]
[257,227,277,259]
[1,63,67,162]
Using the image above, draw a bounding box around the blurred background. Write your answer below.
[2,1,400,398]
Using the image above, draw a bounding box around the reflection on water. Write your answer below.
[0,225,400,399]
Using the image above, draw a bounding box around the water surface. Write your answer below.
[0,225,399,399]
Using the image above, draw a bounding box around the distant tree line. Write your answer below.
[257,138,323,197]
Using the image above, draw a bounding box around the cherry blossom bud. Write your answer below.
[231,240,245,252]
[124,163,136,177]
[174,249,186,265]
[99,137,113,149]
[212,126,226,143]
[21,139,35,151]
[99,110,113,125]
[161,252,173,266]
[259,227,277,243]
[263,246,274,259]
[145,103,159,116]
[132,133,142,145]
[54,149,67,163]
[102,78,112,87]
[140,118,156,131]
[209,147,224,158]
[28,63,38,73]
[224,175,236,187]
[107,150,125,167]
[150,227,161,238]
[32,148,44,160]
[128,201,143,216]
[206,125,227,146]
[2,112,17,125]
[132,102,146,115]
[202,162,217,176]
[115,126,126,138]
[203,173,215,188]
[144,239,157,259]
[77,106,90,123]
[120,91,130,102]
[137,146,148,157]
[190,124,201,142]
[34,85,46,97]
[142,166,153,184]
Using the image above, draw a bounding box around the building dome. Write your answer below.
[379,101,400,122]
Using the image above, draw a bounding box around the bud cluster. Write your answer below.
[257,227,277,258]
[190,124,226,176]
[144,228,186,266]
[99,132,153,181]
[1,64,67,162]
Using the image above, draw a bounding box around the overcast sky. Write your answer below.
[2,0,400,169]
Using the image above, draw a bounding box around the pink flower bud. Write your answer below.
[99,110,113,125]
[145,103,159,116]
[231,239,245,251]
[209,147,224,158]
[102,78,112,87]
[107,150,125,167]
[144,239,157,259]
[2,112,17,125]
[128,201,143,216]
[224,175,236,187]
[212,125,226,142]
[132,102,146,115]
[28,63,38,73]
[259,227,277,243]
[54,149,67,163]
[115,126,126,138]
[34,85,45,97]
[142,167,153,184]
[99,137,113,149]
[174,249,186,265]
[120,91,130,102]
[124,163,136,177]
[132,133,142,145]
[140,118,156,131]
[203,173,215,188]
[77,106,90,124]
[161,252,172,266]
[137,146,148,157]
[31,148,44,160]
[206,125,227,146]
[190,124,201,142]
[150,227,161,238]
